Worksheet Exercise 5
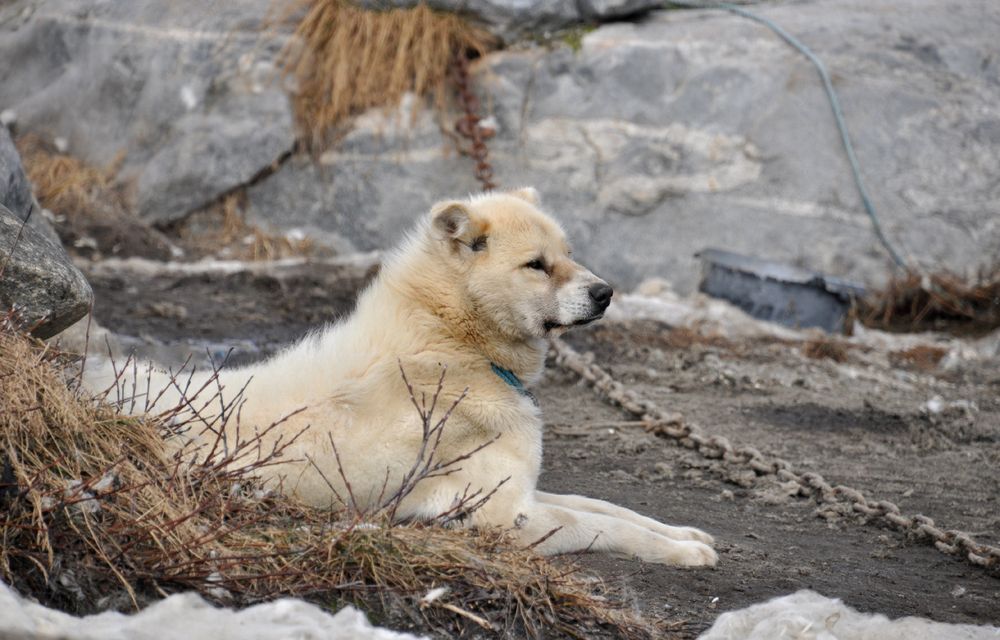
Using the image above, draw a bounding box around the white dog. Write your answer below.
[90,188,717,566]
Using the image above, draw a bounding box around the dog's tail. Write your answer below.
[80,352,228,419]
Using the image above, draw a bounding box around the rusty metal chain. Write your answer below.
[549,337,1000,573]
[452,52,496,192]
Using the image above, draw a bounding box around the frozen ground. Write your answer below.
[50,258,1000,638]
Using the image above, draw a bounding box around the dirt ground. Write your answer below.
[83,260,1000,637]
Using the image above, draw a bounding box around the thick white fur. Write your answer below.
[87,189,716,566]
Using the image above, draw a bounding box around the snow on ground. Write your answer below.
[608,278,1000,363]
[699,590,1000,640]
[1,580,424,640]
[7,580,999,640]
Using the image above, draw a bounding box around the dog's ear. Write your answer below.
[508,187,540,205]
[430,201,472,240]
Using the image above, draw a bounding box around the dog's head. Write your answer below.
[427,188,612,340]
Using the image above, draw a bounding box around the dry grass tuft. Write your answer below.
[180,192,314,261]
[279,0,494,148]
[801,336,850,363]
[859,268,1000,337]
[889,345,948,372]
[14,135,123,216]
[660,327,735,351]
[0,323,662,637]
[14,135,171,259]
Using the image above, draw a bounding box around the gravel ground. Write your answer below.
[82,260,1000,636]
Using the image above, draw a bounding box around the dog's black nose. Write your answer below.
[588,283,614,308]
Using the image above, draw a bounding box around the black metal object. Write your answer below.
[696,248,866,333]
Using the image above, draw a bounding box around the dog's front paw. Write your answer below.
[648,540,718,567]
[678,541,718,567]
[675,526,715,546]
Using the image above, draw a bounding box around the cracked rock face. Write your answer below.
[0,0,295,225]
[519,118,762,217]
[1,120,91,338]
[247,0,1000,291]
[0,203,93,338]
[2,0,998,292]
[0,126,58,244]
[0,127,33,221]
[354,0,669,39]
[356,0,581,39]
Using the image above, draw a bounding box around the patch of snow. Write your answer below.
[612,279,999,365]
[924,395,946,414]
[0,108,17,127]
[606,279,801,340]
[1,580,425,640]
[420,587,448,604]
[180,85,198,110]
[698,590,1000,640]
[83,252,381,278]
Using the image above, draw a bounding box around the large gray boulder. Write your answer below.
[0,203,93,338]
[248,0,1000,292]
[3,0,998,293]
[0,127,32,219]
[0,0,294,225]
[356,0,581,39]
[355,0,667,39]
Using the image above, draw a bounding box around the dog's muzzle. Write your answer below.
[588,282,613,314]
[544,282,614,332]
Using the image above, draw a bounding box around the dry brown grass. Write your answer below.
[14,135,123,216]
[219,194,314,261]
[180,192,314,261]
[889,345,948,372]
[279,0,494,148]
[859,268,1000,337]
[660,326,736,351]
[0,323,664,637]
[14,135,172,259]
[801,336,850,363]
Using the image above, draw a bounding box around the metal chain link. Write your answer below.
[451,52,496,191]
[549,337,1000,572]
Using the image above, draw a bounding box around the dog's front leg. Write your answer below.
[535,491,714,544]
[508,498,717,567]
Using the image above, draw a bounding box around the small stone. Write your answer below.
[924,396,945,414]
[0,204,93,338]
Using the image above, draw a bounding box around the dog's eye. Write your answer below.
[524,258,546,272]
[470,236,487,252]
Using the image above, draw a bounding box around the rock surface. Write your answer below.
[356,0,670,39]
[0,0,295,225]
[3,0,999,291]
[356,0,580,39]
[0,126,59,244]
[0,579,424,640]
[252,0,1000,292]
[0,203,93,338]
[0,127,33,219]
